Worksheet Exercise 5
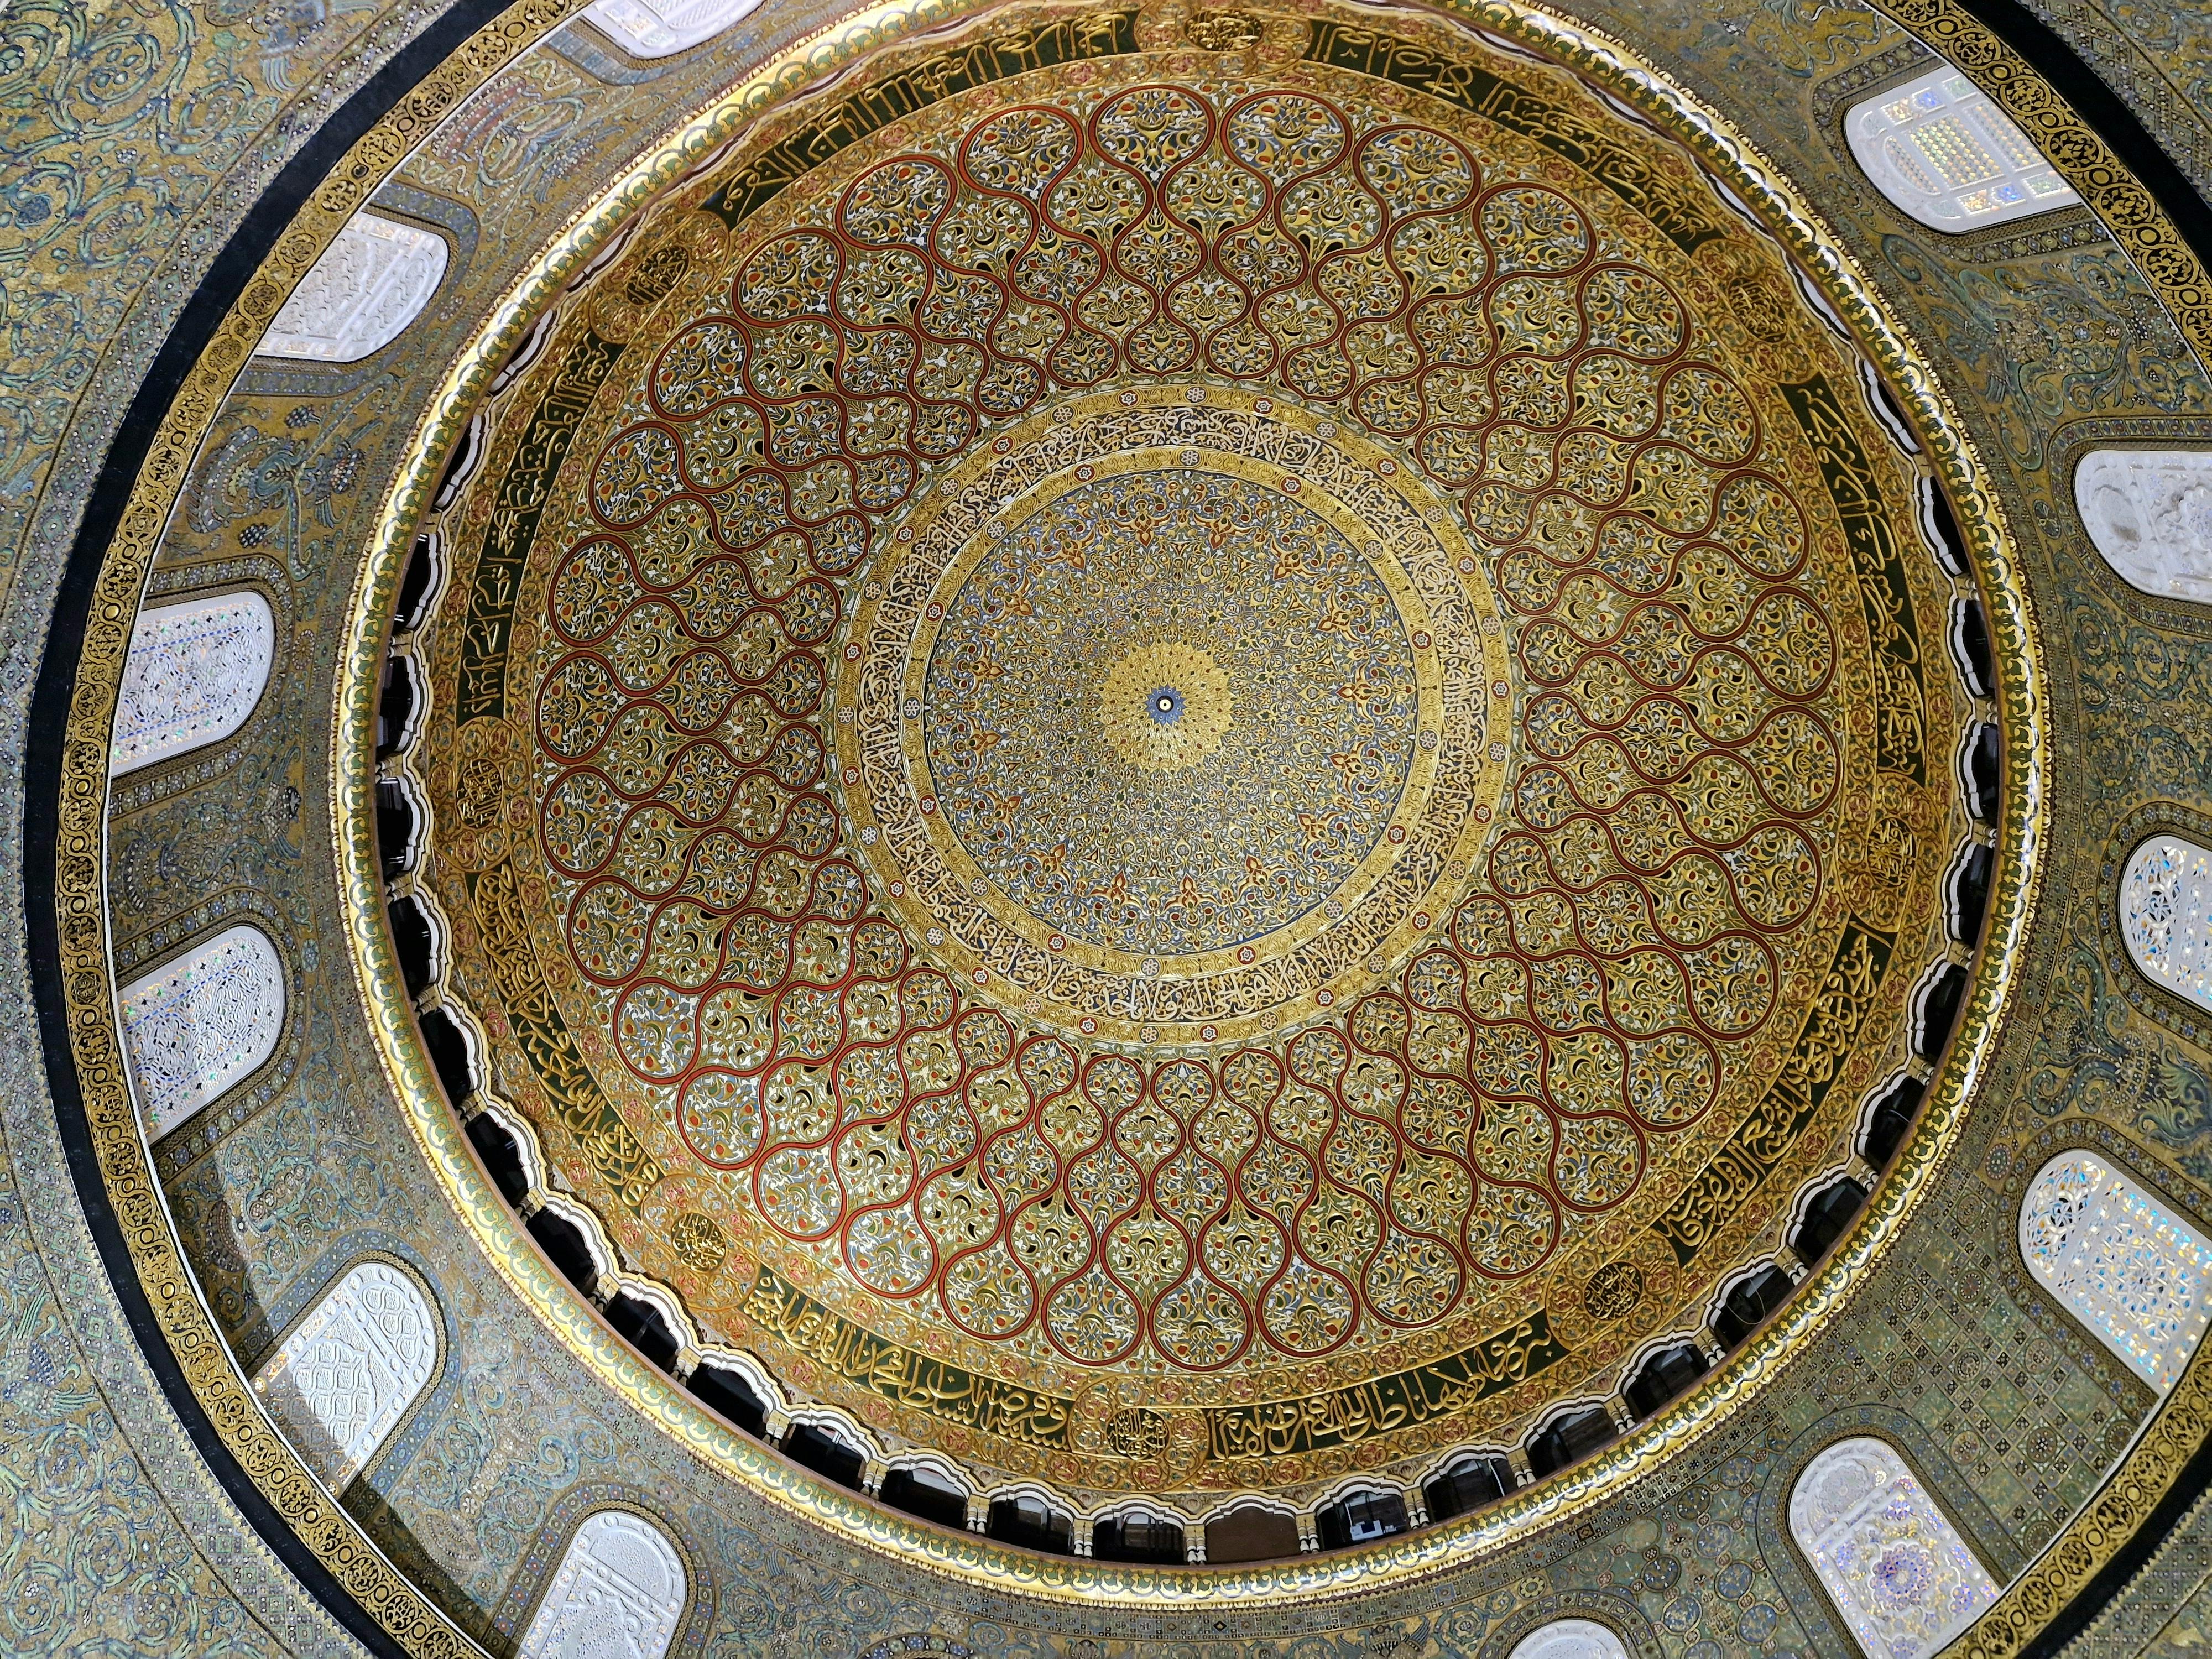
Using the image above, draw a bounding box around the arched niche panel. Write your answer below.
[2075,449,2212,604]
[251,1260,438,1487]
[118,924,284,1139]
[1844,66,2077,231]
[580,0,763,58]
[2120,835,2212,1014]
[1788,1436,1999,1659]
[259,211,449,363]
[2020,1149,2210,1391]
[1506,1619,1634,1659]
[110,590,275,775]
[518,1509,687,1659]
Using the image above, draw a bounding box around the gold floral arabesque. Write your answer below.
[325,0,2044,1608]
[32,0,2053,1634]
[836,382,1508,1048]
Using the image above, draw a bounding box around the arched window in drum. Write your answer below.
[2120,836,2212,1014]
[259,211,448,363]
[252,1261,438,1487]
[2074,450,2212,605]
[118,924,284,1139]
[518,1509,687,1659]
[2021,1149,2210,1391]
[1506,1619,1634,1659]
[1845,66,2077,231]
[1789,1436,1998,1659]
[579,0,763,57]
[111,591,274,775]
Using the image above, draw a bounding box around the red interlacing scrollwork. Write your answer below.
[528,85,1841,1368]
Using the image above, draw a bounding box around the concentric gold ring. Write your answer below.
[834,382,1511,1047]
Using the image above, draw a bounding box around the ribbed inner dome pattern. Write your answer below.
[415,4,1964,1505]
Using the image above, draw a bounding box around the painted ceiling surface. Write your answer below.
[415,0,1970,1501]
[17,0,2212,1630]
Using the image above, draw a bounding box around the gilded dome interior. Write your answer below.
[403,15,1978,1515]
[11,0,2212,1646]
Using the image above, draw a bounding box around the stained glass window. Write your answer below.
[1789,1436,1999,1659]
[2121,836,2212,1013]
[1845,68,2078,231]
[2020,1150,2210,1391]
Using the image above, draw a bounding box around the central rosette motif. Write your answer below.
[924,468,1416,958]
[837,385,1510,1046]
[1097,640,1233,773]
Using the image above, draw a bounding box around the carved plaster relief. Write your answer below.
[2021,1150,2211,1391]
[1845,66,2077,231]
[1789,1437,1998,1659]
[517,1510,687,1659]
[578,0,763,58]
[110,590,275,775]
[252,1261,438,1486]
[2075,450,2212,603]
[118,925,284,1140]
[1507,1619,1634,1659]
[258,212,449,363]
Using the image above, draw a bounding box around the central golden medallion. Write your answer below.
[1097,639,1232,774]
[835,384,1514,1046]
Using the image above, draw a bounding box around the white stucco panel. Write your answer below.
[260,212,449,363]
[518,1509,687,1659]
[254,1261,438,1486]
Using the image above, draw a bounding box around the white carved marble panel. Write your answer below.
[119,925,284,1139]
[1506,1618,1634,1659]
[253,1261,438,1486]
[519,1510,687,1659]
[579,0,761,56]
[1845,67,2078,231]
[259,212,448,363]
[2121,836,2212,1014]
[2021,1150,2210,1391]
[1789,1437,1999,1659]
[111,590,275,775]
[2075,450,2212,603]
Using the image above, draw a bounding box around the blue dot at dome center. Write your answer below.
[1147,687,1183,724]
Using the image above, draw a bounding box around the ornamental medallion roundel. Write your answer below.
[838,383,1510,1048]
[418,1,1967,1504]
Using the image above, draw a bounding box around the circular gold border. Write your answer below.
[66,0,2194,1634]
[326,0,2047,1604]
[834,380,1506,1047]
